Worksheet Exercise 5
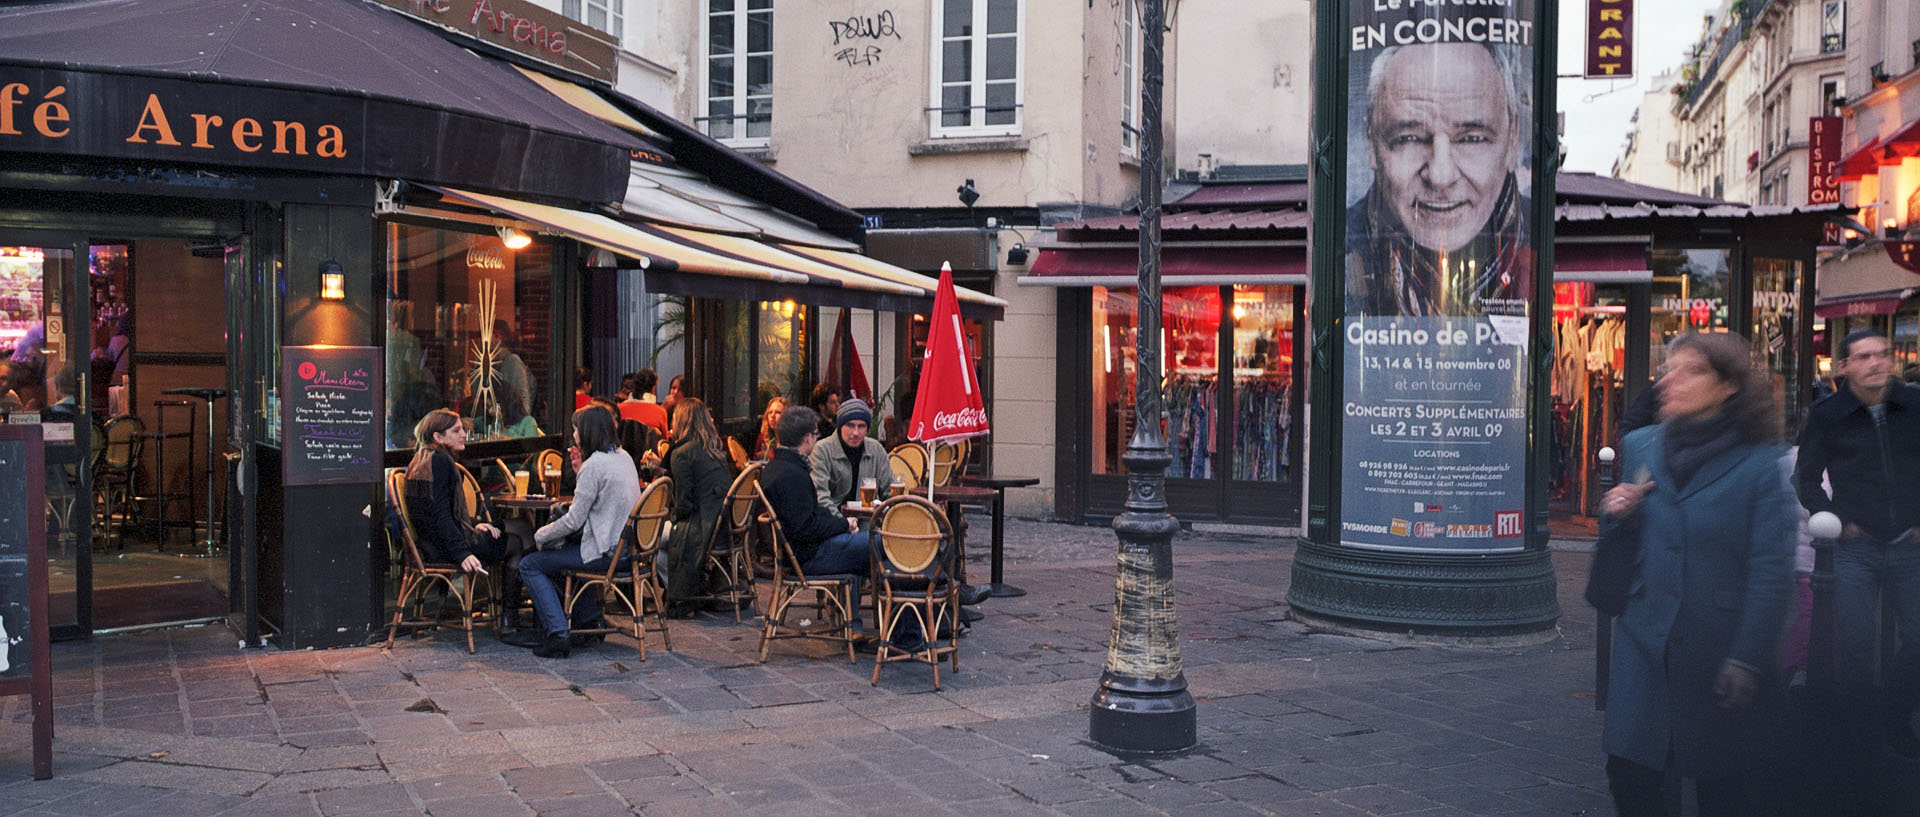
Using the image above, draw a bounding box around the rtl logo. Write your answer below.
[1494,511,1523,538]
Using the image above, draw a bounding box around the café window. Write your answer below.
[1751,257,1802,425]
[385,223,555,450]
[706,298,807,449]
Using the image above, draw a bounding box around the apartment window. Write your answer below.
[1822,76,1845,115]
[1120,0,1140,154]
[1821,0,1844,54]
[704,0,772,145]
[561,0,623,42]
[931,0,1023,136]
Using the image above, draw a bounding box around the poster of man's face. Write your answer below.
[1344,3,1535,318]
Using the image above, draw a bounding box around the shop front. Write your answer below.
[1029,173,1837,529]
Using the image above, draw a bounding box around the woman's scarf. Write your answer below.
[1663,408,1744,491]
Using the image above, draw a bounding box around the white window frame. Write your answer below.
[561,0,623,43]
[701,0,773,148]
[928,0,1025,138]
[1121,0,1140,155]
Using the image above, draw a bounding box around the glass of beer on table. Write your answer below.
[859,477,877,506]
[513,469,531,497]
[542,462,562,497]
[889,481,907,499]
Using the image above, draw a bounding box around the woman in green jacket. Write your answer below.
[661,397,733,617]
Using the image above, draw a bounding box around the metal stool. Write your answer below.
[135,398,195,547]
[163,386,228,557]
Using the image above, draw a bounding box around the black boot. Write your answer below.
[532,632,571,658]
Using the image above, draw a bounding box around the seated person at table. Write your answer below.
[405,410,532,578]
[0,360,41,412]
[761,406,922,650]
[619,369,669,435]
[752,396,788,461]
[510,406,642,658]
[810,398,894,509]
[660,398,732,617]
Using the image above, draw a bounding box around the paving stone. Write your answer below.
[522,793,632,817]
[502,765,602,800]
[1325,783,1443,815]
[406,773,508,801]
[1007,775,1111,805]
[70,760,273,796]
[583,755,676,783]
[312,782,415,815]
[415,793,531,817]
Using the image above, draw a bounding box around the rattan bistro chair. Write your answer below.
[93,414,144,549]
[929,439,969,487]
[889,444,927,490]
[755,489,860,663]
[563,476,673,658]
[869,495,961,689]
[383,467,500,653]
[699,463,761,621]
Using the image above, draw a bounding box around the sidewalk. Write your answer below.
[0,518,1794,815]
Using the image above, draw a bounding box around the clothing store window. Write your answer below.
[385,223,554,450]
[1750,257,1802,425]
[1228,286,1292,482]
[1550,282,1629,520]
[1649,248,1732,376]
[1091,285,1222,477]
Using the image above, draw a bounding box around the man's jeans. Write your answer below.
[518,547,613,638]
[796,530,921,644]
[1833,534,1920,714]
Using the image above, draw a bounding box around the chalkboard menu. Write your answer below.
[0,425,42,680]
[282,346,382,486]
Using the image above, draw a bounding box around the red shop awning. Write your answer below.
[1553,242,1649,282]
[1019,245,1306,287]
[1814,289,1915,318]
[1837,119,1920,181]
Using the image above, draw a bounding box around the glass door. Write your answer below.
[1,239,90,639]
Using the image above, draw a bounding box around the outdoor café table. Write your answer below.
[958,475,1040,598]
[928,484,999,623]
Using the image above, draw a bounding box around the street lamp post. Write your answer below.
[1090,0,1196,754]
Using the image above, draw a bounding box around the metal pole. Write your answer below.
[1090,0,1195,753]
[1593,447,1616,710]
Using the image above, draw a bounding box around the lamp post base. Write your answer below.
[1090,673,1197,753]
[1286,538,1560,637]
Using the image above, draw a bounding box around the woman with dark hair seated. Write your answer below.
[660,398,732,617]
[405,409,531,577]
[508,405,642,658]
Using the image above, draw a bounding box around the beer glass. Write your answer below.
[542,463,561,497]
[889,482,907,499]
[859,477,877,506]
[513,470,531,497]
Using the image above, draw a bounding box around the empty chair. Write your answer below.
[929,439,969,487]
[93,414,144,550]
[869,495,961,689]
[889,443,928,490]
[700,463,762,621]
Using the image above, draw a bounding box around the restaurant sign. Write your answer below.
[371,0,618,84]
[1584,0,1633,78]
[0,66,629,203]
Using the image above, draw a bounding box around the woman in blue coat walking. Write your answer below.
[1600,332,1795,817]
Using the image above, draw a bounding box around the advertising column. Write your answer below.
[1291,0,1560,634]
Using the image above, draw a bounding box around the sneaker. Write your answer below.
[532,633,571,659]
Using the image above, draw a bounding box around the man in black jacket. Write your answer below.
[1795,328,1920,757]
[760,406,923,650]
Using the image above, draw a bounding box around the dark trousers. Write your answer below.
[1607,755,1750,817]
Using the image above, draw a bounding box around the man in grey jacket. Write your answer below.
[811,398,895,509]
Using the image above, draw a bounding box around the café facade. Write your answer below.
[0,0,996,649]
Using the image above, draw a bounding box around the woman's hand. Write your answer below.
[1602,480,1655,517]
[460,554,484,574]
[568,445,584,471]
[1714,662,1759,709]
[474,523,499,538]
[640,450,662,467]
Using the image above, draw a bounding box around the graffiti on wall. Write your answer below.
[829,8,900,68]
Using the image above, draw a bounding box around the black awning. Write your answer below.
[0,0,643,204]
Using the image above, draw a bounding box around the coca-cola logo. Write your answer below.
[467,246,505,270]
[930,407,987,431]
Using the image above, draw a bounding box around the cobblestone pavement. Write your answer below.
[0,516,1910,816]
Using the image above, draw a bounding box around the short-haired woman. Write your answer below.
[509,406,643,658]
[1599,332,1795,816]
[660,398,733,617]
[404,409,530,575]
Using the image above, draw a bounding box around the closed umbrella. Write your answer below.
[907,263,989,497]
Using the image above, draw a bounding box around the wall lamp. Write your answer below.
[318,258,346,301]
[1006,242,1029,265]
[956,179,980,208]
[497,225,532,249]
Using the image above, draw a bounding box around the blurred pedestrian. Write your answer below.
[1794,328,1920,758]
[1601,332,1795,817]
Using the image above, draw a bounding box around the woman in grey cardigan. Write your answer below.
[511,406,642,658]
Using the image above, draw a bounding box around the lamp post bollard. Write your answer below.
[1806,511,1842,699]
[1593,446,1616,711]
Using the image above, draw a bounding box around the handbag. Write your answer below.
[1585,510,1640,616]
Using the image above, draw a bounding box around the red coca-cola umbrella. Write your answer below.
[907,263,989,495]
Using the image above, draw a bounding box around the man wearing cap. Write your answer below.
[811,397,895,509]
